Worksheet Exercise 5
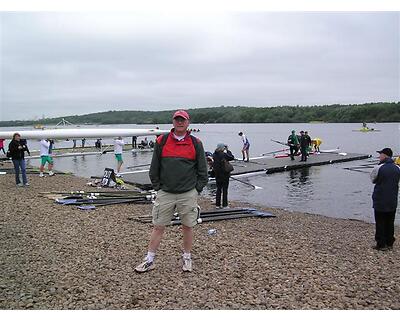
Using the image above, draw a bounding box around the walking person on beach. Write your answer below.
[370,148,400,251]
[238,131,250,162]
[135,110,208,273]
[287,130,300,160]
[114,136,125,177]
[0,138,6,154]
[212,143,235,209]
[132,136,137,149]
[39,139,55,177]
[8,133,29,186]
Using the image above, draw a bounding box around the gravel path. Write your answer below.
[0,164,399,309]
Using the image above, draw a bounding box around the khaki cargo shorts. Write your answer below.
[152,188,199,227]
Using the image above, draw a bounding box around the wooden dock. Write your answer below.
[121,152,371,189]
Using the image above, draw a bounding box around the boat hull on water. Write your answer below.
[352,128,380,132]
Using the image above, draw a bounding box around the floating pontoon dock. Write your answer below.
[121,152,371,189]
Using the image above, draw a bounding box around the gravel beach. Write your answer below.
[1,164,399,310]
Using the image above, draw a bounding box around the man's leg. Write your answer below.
[182,225,193,253]
[12,160,21,185]
[148,225,166,252]
[215,180,222,207]
[290,146,295,160]
[374,210,386,248]
[20,159,28,185]
[222,179,229,207]
[384,211,396,248]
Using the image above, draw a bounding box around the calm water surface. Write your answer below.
[2,122,399,224]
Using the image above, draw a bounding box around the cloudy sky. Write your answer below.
[0,11,398,121]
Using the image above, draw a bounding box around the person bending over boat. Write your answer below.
[370,148,400,251]
[135,110,208,273]
[312,138,322,153]
[287,130,300,160]
[39,139,54,177]
[212,143,235,209]
[114,137,125,176]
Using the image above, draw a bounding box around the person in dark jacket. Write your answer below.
[299,131,309,162]
[370,148,400,251]
[212,143,235,209]
[20,139,31,156]
[8,133,29,186]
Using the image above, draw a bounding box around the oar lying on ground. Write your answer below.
[136,207,275,225]
[230,176,263,190]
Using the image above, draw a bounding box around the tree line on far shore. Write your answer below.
[1,102,399,126]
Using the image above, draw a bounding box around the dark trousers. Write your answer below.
[300,147,308,161]
[374,210,396,247]
[289,146,298,160]
[12,159,28,185]
[216,177,229,207]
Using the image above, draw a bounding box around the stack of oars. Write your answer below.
[41,190,155,210]
[136,207,276,225]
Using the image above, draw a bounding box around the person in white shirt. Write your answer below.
[238,131,250,162]
[114,137,125,176]
[39,139,54,177]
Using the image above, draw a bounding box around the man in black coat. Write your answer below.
[299,131,309,162]
[370,148,400,251]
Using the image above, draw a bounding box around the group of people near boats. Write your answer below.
[287,130,322,161]
[3,109,400,274]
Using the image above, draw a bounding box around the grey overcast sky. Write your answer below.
[0,11,399,121]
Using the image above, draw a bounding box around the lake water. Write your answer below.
[2,122,399,224]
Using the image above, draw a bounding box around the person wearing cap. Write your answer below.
[114,136,125,176]
[135,109,208,273]
[298,131,308,162]
[238,131,250,162]
[287,130,300,160]
[212,143,235,209]
[370,148,400,251]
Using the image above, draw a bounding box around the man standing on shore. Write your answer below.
[370,148,400,251]
[135,110,208,273]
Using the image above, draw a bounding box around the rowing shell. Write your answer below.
[0,128,168,140]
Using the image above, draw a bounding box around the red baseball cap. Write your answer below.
[173,110,190,120]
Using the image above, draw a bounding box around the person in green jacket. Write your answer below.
[287,130,300,160]
[135,110,208,273]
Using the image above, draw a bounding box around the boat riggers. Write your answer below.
[229,176,263,190]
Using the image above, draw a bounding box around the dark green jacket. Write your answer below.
[149,131,208,194]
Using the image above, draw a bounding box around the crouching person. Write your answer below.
[135,110,208,273]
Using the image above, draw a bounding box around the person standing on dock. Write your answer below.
[304,131,312,155]
[212,143,235,209]
[299,131,309,162]
[135,109,208,273]
[39,139,55,177]
[114,136,125,177]
[8,133,29,186]
[238,131,250,162]
[287,130,299,160]
[370,148,400,251]
[132,136,137,149]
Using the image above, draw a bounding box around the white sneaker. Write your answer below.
[24,183,30,187]
[182,256,192,272]
[135,259,155,273]
[39,172,44,177]
[48,171,55,176]
[17,183,24,187]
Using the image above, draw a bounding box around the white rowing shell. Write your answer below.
[0,128,168,140]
